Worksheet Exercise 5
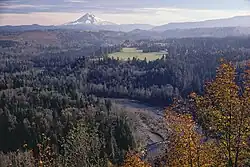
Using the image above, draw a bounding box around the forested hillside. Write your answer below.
[0,30,249,166]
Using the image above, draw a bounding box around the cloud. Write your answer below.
[0,4,35,9]
[64,0,88,3]
[0,0,249,25]
[0,12,81,25]
[0,0,249,14]
[100,7,250,25]
[1,7,249,26]
[0,0,161,14]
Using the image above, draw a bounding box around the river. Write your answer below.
[110,98,169,160]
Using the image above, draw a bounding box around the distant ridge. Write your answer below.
[0,14,250,33]
[152,15,250,31]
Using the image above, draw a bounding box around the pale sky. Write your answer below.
[0,0,250,26]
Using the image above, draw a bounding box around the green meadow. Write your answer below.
[108,48,165,61]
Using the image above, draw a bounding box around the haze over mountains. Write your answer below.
[62,13,250,32]
[152,15,250,31]
[1,13,250,37]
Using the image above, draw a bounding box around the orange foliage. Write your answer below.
[194,62,250,166]
[165,109,221,167]
[122,152,151,167]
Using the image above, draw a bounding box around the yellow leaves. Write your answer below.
[121,152,151,167]
[164,109,221,167]
[107,160,115,167]
[190,92,197,98]
[194,62,250,166]
[39,160,43,167]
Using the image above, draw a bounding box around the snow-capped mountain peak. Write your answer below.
[65,13,116,26]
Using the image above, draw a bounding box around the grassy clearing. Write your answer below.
[108,48,165,61]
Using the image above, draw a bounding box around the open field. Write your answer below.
[108,48,165,61]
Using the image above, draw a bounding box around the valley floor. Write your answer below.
[111,98,169,161]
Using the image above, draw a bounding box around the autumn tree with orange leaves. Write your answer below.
[121,152,151,167]
[163,62,250,167]
[164,108,221,167]
[194,62,250,167]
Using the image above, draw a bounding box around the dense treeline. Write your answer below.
[83,40,250,105]
[0,34,250,166]
[0,86,136,163]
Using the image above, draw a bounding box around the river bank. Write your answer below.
[110,98,170,162]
